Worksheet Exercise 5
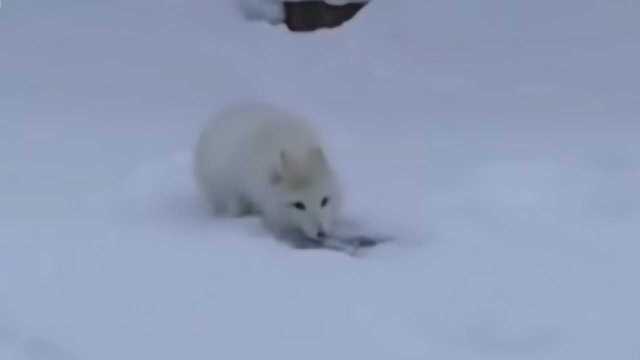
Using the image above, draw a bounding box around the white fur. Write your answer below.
[194,102,342,240]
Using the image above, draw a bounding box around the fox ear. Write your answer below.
[271,150,291,185]
[280,150,302,176]
[308,147,327,168]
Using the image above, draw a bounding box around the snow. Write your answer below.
[238,0,284,24]
[1,0,639,359]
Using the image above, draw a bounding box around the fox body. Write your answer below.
[194,103,342,241]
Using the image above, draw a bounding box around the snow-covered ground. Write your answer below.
[1,0,639,358]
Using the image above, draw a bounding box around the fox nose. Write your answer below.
[317,230,326,239]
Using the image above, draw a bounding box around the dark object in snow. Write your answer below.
[287,232,390,256]
[284,1,367,32]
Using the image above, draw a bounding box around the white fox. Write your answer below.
[194,102,342,241]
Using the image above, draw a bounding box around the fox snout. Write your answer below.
[302,222,330,241]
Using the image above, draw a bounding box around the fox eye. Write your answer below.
[321,196,330,207]
[291,202,306,211]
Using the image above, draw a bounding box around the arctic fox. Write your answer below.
[194,102,342,241]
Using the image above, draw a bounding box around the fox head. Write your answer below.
[269,147,342,240]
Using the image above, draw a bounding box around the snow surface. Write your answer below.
[1,0,640,359]
[238,0,284,24]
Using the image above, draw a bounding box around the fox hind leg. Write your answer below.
[214,194,256,217]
